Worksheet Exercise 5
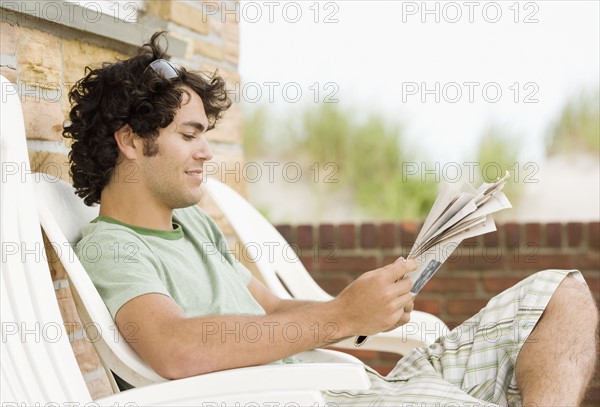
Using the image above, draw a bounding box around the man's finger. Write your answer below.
[390,277,413,296]
[385,257,417,281]
[397,257,418,271]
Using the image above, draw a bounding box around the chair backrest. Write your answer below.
[34,176,167,389]
[0,75,92,404]
[201,175,451,355]
[202,178,332,301]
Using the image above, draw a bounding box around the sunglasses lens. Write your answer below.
[149,59,180,79]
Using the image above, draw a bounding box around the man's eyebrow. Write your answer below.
[180,121,207,133]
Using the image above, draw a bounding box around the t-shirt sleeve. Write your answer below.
[231,261,253,285]
[75,227,171,319]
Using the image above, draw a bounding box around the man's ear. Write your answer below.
[114,124,139,160]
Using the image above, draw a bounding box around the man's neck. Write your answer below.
[98,183,174,231]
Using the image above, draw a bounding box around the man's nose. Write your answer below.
[194,137,213,161]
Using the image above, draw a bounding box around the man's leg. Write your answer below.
[515,275,598,405]
[323,271,598,407]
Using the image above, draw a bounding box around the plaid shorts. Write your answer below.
[324,269,585,407]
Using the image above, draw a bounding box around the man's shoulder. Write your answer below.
[76,220,149,256]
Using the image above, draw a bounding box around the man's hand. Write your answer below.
[332,257,417,337]
[384,298,415,332]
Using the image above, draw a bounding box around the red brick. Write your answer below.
[384,241,412,261]
[445,320,464,330]
[576,252,600,270]
[581,271,600,293]
[420,277,477,293]
[482,277,524,293]
[399,221,418,246]
[590,222,600,250]
[545,223,562,248]
[414,298,442,315]
[314,276,349,296]
[483,225,501,245]
[463,236,480,248]
[447,299,489,316]
[318,255,377,273]
[329,348,378,362]
[504,222,520,248]
[298,255,314,272]
[525,223,542,246]
[445,239,482,267]
[338,224,355,249]
[379,350,404,362]
[360,223,378,248]
[275,225,293,244]
[369,364,394,376]
[296,225,314,249]
[318,224,335,249]
[380,223,396,249]
[508,241,539,265]
[567,222,584,247]
[446,251,505,271]
[585,386,599,402]
[510,253,574,270]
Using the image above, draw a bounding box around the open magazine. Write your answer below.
[355,171,512,347]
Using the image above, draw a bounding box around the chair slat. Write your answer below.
[1,74,93,404]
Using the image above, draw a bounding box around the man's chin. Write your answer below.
[172,193,203,209]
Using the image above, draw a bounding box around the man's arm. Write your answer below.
[247,270,415,320]
[115,258,416,380]
[246,277,317,313]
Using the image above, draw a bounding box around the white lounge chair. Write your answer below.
[0,74,370,404]
[203,177,450,355]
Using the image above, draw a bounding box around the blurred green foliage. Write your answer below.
[472,127,522,203]
[243,89,598,221]
[546,90,600,156]
[244,104,437,220]
[242,106,267,158]
[297,105,438,219]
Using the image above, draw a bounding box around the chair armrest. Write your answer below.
[294,348,364,364]
[96,363,370,405]
[333,310,449,355]
[99,389,324,406]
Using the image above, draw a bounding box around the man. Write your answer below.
[68,32,598,405]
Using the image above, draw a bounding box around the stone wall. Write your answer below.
[1,0,243,397]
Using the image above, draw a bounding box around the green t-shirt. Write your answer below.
[75,205,266,320]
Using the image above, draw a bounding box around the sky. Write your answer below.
[238,0,600,164]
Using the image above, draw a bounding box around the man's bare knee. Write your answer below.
[553,275,599,327]
[555,275,595,300]
[544,275,598,325]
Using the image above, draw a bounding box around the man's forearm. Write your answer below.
[273,298,319,313]
[165,300,350,378]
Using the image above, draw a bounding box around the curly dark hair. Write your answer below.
[63,31,232,206]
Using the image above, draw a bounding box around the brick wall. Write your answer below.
[276,221,600,404]
[1,0,243,398]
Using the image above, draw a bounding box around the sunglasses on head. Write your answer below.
[148,59,180,79]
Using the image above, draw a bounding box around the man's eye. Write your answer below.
[183,134,195,140]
